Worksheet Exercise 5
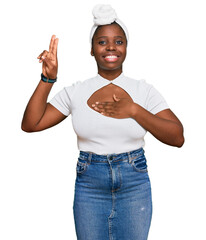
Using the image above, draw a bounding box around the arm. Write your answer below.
[91,94,184,148]
[21,35,67,132]
[21,80,66,132]
[130,103,184,147]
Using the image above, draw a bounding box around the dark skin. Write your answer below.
[21,35,67,132]
[91,23,127,80]
[21,28,184,147]
[90,23,184,147]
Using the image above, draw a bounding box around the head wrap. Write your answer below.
[89,4,129,45]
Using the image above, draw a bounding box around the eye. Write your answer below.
[116,40,123,45]
[99,40,106,45]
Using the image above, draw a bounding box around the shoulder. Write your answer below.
[123,75,166,103]
[63,76,96,95]
[123,75,153,93]
[65,76,97,88]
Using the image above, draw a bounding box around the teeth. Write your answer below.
[105,55,118,59]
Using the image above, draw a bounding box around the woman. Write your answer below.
[21,4,184,240]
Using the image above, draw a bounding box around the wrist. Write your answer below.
[130,102,139,118]
[41,73,57,83]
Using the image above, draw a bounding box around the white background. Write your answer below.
[0,0,206,239]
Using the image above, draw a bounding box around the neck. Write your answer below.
[97,68,123,80]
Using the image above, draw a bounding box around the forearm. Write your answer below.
[131,103,184,147]
[21,80,54,131]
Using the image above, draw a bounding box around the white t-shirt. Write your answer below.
[49,73,169,154]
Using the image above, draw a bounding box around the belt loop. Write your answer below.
[127,151,132,163]
[88,152,92,164]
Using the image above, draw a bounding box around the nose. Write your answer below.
[106,42,116,51]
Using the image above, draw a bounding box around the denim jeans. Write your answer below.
[73,148,152,240]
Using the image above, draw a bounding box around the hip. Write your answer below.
[74,147,151,195]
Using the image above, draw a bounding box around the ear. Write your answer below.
[91,48,94,56]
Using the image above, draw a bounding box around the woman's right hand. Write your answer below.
[37,35,59,79]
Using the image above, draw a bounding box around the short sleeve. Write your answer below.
[49,81,80,116]
[145,85,169,114]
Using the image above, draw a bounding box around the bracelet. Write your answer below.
[41,73,57,83]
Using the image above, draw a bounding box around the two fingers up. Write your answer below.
[37,35,59,79]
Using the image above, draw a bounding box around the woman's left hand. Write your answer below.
[91,94,135,119]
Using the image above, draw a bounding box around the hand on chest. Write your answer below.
[87,83,134,118]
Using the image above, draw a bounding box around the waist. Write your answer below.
[79,147,144,163]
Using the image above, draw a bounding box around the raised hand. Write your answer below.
[37,35,59,79]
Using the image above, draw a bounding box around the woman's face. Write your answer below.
[91,23,127,76]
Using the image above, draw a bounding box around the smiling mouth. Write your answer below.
[103,55,119,62]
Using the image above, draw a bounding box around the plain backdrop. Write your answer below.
[0,0,206,239]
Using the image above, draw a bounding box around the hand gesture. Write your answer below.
[37,35,59,79]
[91,94,135,119]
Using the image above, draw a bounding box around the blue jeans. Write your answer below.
[73,148,152,240]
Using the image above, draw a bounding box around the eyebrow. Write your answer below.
[96,36,124,39]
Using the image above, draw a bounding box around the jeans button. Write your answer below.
[109,156,113,160]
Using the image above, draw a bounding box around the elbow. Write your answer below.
[21,128,34,133]
[175,128,185,147]
[165,128,185,148]
[174,125,185,148]
[21,126,34,133]
[176,135,185,148]
[21,122,35,133]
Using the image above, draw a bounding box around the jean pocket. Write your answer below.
[129,152,148,173]
[76,157,89,175]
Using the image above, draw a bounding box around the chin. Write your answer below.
[98,64,123,72]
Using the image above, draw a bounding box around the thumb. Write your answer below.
[113,94,120,102]
[43,57,52,67]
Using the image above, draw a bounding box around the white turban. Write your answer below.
[89,4,129,44]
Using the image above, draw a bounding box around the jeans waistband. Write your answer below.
[79,148,144,163]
